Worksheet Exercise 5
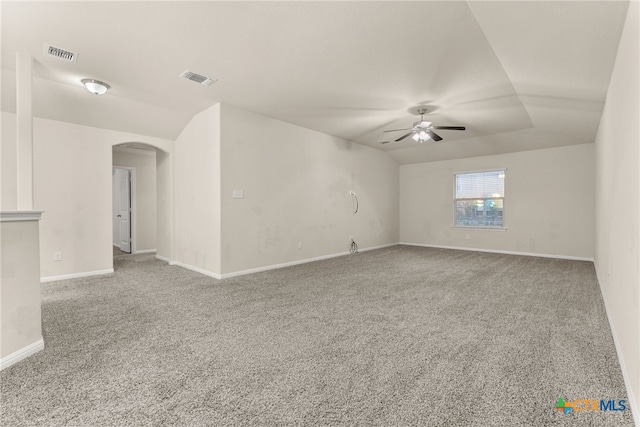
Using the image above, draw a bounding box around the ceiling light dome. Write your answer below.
[81,79,110,95]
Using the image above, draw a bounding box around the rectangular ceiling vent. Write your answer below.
[180,70,217,86]
[44,45,77,63]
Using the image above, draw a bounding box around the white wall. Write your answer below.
[219,104,399,274]
[0,113,173,279]
[1,216,42,365]
[400,144,595,259]
[173,104,222,274]
[34,118,113,278]
[113,147,157,252]
[156,150,172,261]
[1,113,18,210]
[594,1,639,419]
[171,103,399,276]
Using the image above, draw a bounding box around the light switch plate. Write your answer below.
[232,190,244,199]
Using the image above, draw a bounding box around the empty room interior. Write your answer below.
[1,1,639,425]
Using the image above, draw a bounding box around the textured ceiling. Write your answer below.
[1,1,629,164]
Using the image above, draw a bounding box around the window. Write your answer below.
[454,169,505,228]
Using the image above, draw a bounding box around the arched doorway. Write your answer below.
[111,142,172,264]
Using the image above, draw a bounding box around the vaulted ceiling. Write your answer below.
[1,1,629,164]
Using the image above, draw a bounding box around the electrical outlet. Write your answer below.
[465,234,470,240]
[297,241,302,250]
[349,191,355,196]
[54,251,62,261]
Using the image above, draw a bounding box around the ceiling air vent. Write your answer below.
[44,45,77,63]
[180,70,217,86]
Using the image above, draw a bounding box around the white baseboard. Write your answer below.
[41,268,114,283]
[155,255,171,263]
[170,261,222,280]
[595,270,639,426]
[134,249,156,254]
[0,339,44,370]
[358,242,399,253]
[220,243,396,278]
[166,243,398,281]
[220,251,350,279]
[399,242,594,262]
[221,243,398,279]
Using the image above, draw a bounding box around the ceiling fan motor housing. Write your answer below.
[413,120,432,129]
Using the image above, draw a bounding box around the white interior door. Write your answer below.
[116,169,132,253]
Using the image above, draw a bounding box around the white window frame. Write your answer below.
[453,168,506,230]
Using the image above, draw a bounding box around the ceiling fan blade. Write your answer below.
[426,130,443,141]
[383,128,412,133]
[395,132,414,142]
[433,126,466,131]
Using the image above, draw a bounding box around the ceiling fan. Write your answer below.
[380,108,465,144]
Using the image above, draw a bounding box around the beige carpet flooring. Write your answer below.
[0,246,634,426]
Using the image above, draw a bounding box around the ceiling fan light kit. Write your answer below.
[412,130,431,143]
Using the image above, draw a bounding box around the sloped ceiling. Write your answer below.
[1,1,629,164]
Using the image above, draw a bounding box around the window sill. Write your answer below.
[452,226,507,232]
